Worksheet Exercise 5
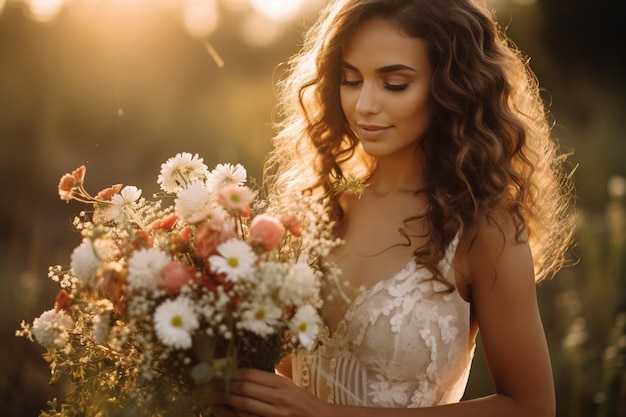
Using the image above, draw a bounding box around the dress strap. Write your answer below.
[440,229,462,279]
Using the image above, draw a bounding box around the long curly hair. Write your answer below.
[264,0,575,283]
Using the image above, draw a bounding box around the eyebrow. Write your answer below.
[341,61,417,74]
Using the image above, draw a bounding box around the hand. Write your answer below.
[209,404,257,417]
[192,382,255,417]
[220,368,330,417]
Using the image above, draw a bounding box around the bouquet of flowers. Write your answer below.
[17,152,341,417]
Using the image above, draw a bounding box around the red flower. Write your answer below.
[95,184,123,201]
[54,290,72,312]
[151,214,179,231]
[133,230,154,249]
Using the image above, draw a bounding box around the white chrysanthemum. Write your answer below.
[279,263,318,305]
[32,309,75,349]
[154,297,199,349]
[158,152,210,194]
[290,305,320,350]
[206,163,247,192]
[127,248,172,290]
[70,239,101,287]
[209,239,257,281]
[175,181,214,224]
[238,300,282,337]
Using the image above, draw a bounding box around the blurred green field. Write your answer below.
[1,1,624,416]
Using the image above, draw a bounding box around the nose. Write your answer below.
[355,81,380,116]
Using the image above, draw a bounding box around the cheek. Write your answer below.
[398,95,433,127]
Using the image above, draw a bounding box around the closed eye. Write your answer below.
[385,83,408,91]
[341,79,362,87]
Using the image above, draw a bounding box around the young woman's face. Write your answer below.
[340,18,434,159]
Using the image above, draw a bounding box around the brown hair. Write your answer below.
[265,0,575,283]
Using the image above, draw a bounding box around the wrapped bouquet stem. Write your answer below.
[17,153,341,417]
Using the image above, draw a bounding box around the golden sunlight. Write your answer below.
[248,0,304,22]
[24,0,66,21]
[183,0,219,37]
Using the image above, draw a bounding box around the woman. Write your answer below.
[216,0,575,415]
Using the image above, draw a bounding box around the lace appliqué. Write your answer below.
[292,232,475,408]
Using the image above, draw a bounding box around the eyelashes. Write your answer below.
[340,79,409,91]
[340,79,361,87]
[384,83,408,91]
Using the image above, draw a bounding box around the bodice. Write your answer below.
[291,233,475,408]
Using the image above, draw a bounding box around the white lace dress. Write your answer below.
[292,234,476,408]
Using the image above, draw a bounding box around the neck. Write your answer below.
[368,151,425,196]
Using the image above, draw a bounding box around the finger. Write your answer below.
[208,405,239,417]
[223,392,278,417]
[231,368,282,387]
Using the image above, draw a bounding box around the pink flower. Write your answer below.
[216,184,257,217]
[159,261,196,294]
[195,222,238,259]
[249,214,285,251]
[280,214,303,237]
[58,165,86,202]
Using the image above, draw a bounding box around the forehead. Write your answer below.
[342,18,430,71]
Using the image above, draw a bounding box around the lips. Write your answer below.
[357,124,391,141]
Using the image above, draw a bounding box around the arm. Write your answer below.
[222,215,555,417]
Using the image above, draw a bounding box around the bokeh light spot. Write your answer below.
[248,0,303,22]
[25,0,66,22]
[183,0,219,38]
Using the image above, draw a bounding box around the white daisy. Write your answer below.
[209,239,257,281]
[174,181,214,224]
[154,297,199,349]
[279,263,319,305]
[127,248,172,290]
[110,185,142,221]
[290,305,320,350]
[158,152,210,194]
[70,239,101,287]
[238,300,282,337]
[206,163,247,192]
[111,185,142,205]
[32,309,75,349]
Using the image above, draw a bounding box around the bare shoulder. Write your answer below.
[456,209,534,294]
